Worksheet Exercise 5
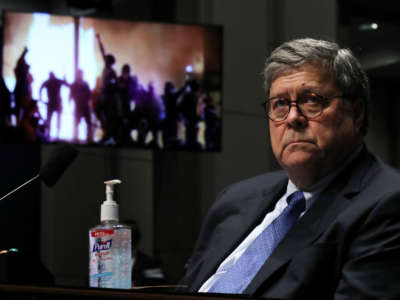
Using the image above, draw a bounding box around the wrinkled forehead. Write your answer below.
[268,62,336,95]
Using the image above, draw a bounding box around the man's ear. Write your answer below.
[352,98,365,134]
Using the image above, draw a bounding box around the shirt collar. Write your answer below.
[286,144,363,210]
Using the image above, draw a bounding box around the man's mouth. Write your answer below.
[284,140,315,149]
[288,140,312,145]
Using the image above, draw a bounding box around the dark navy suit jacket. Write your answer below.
[181,147,400,299]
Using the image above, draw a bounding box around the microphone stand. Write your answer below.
[0,174,40,202]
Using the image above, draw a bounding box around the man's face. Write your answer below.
[269,63,362,187]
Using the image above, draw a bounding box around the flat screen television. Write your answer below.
[1,11,222,151]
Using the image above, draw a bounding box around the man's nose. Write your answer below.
[286,103,307,127]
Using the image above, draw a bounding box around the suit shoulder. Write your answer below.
[223,170,287,196]
[367,156,400,192]
[208,170,286,216]
[350,154,400,215]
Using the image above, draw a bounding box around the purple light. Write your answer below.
[185,65,193,73]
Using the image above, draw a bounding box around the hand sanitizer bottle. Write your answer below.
[89,179,132,289]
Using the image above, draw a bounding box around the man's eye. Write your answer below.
[301,95,321,104]
[273,99,289,108]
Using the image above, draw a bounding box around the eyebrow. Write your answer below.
[270,87,321,99]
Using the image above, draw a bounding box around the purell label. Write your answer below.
[89,227,132,288]
[92,239,112,252]
[91,229,114,237]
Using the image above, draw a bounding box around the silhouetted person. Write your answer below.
[161,81,186,149]
[69,69,92,143]
[39,72,67,139]
[0,75,12,139]
[13,47,32,123]
[179,79,201,150]
[118,64,139,112]
[136,82,164,147]
[20,100,45,143]
[202,92,219,151]
[91,77,104,138]
[96,33,120,144]
[118,64,139,144]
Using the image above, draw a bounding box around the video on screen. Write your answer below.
[1,12,222,151]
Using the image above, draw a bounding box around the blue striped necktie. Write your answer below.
[208,191,306,294]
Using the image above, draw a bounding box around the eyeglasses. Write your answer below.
[261,93,343,121]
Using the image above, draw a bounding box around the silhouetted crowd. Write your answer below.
[0,37,221,151]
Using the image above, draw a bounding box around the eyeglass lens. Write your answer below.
[267,95,324,120]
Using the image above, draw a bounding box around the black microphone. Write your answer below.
[39,144,78,187]
[0,145,78,201]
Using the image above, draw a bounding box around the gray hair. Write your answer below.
[264,38,370,135]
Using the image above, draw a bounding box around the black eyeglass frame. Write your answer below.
[261,93,343,122]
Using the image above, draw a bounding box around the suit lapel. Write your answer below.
[245,147,373,295]
[191,177,287,291]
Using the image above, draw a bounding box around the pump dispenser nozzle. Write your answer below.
[101,179,122,222]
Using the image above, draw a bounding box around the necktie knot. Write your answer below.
[286,191,306,214]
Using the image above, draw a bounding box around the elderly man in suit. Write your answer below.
[180,38,400,299]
